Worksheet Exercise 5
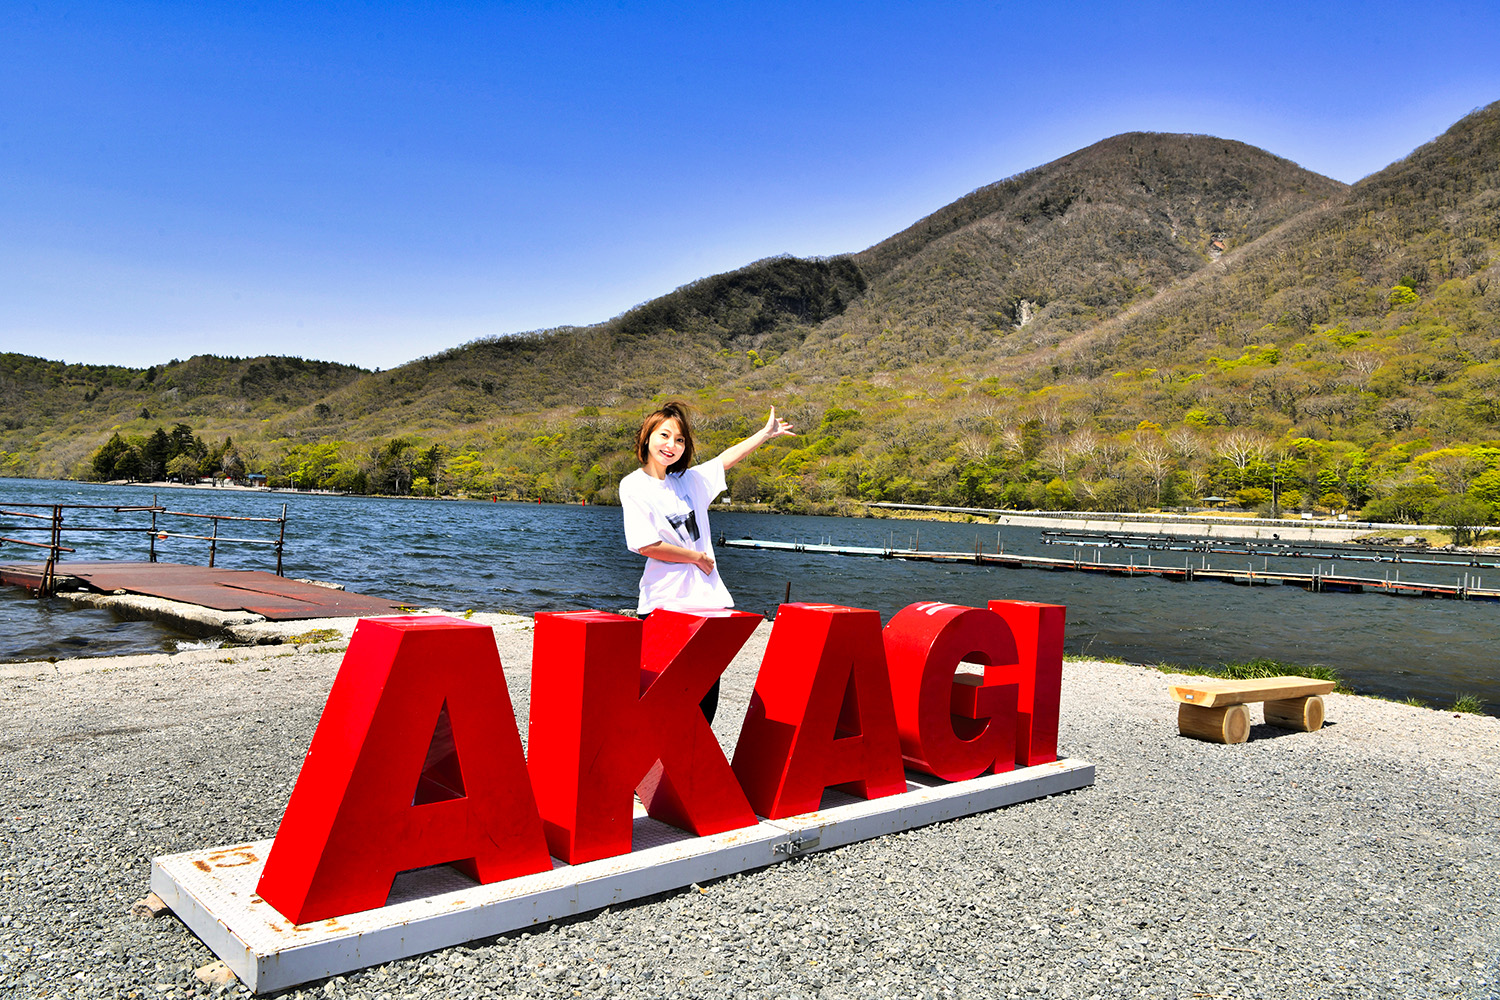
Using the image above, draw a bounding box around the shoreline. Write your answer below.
[8,476,1455,535]
[5,477,1495,712]
[15,474,1498,552]
[1,628,1495,998]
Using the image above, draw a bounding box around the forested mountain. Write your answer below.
[3,101,1499,527]
[803,132,1345,371]
[0,354,367,480]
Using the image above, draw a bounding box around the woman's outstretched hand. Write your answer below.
[719,405,796,470]
[762,407,796,440]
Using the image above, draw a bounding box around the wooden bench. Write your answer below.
[1169,675,1335,744]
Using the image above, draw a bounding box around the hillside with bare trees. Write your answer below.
[4,101,1499,533]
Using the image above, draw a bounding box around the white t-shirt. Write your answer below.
[620,458,733,614]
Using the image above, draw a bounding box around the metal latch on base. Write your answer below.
[773,834,820,857]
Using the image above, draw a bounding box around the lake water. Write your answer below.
[2,478,1497,713]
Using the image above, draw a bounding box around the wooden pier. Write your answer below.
[0,561,407,620]
[722,539,1500,602]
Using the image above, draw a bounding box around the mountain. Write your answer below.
[313,254,867,435]
[803,132,1345,372]
[0,354,367,479]
[2,102,1498,522]
[308,133,1341,425]
[1057,102,1500,437]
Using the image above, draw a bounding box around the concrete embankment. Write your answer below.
[991,511,1370,542]
[1,624,1495,998]
[867,503,1377,542]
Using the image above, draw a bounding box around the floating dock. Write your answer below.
[1038,529,1500,569]
[0,561,407,619]
[722,539,1500,602]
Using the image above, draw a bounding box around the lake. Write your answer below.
[2,478,1497,713]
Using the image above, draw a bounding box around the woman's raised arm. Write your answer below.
[717,407,796,471]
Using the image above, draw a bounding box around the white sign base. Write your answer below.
[152,758,1094,994]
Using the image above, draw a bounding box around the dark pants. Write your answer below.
[699,678,720,726]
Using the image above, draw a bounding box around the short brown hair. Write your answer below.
[635,401,696,475]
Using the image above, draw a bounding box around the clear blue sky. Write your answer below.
[3,1,1497,371]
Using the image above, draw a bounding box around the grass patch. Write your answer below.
[1146,657,1351,694]
[1452,693,1486,714]
[288,627,342,645]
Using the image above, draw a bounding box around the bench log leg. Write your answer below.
[1177,703,1250,744]
[1264,695,1324,732]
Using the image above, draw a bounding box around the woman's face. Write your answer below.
[646,417,686,475]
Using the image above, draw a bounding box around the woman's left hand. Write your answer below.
[762,407,796,440]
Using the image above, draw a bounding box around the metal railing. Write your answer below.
[0,497,289,597]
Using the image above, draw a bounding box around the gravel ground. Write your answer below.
[1,617,1497,1000]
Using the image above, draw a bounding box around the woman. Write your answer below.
[619,401,794,719]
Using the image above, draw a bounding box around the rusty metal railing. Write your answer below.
[0,497,289,596]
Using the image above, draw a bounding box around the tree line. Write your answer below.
[86,405,1500,545]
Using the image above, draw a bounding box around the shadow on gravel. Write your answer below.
[1243,719,1339,742]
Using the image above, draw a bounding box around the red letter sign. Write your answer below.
[526,609,761,865]
[987,600,1065,767]
[256,616,552,925]
[883,602,1019,781]
[731,603,906,819]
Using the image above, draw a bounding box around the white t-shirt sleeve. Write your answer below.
[694,457,727,503]
[621,471,674,554]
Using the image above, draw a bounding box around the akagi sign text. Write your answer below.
[254,599,1064,924]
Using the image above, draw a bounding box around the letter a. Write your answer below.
[731,603,906,819]
[256,616,552,925]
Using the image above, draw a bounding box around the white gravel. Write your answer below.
[1,620,1497,999]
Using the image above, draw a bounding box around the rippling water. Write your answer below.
[2,478,1497,712]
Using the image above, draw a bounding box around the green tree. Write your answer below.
[1361,483,1443,523]
[1318,491,1349,513]
[166,453,200,482]
[1471,468,1500,507]
[90,433,132,480]
[415,444,448,494]
[141,428,172,481]
[373,438,417,494]
[168,422,200,460]
[1429,494,1494,546]
[1387,284,1420,308]
[446,452,489,495]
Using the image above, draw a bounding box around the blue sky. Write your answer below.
[3,2,1498,371]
